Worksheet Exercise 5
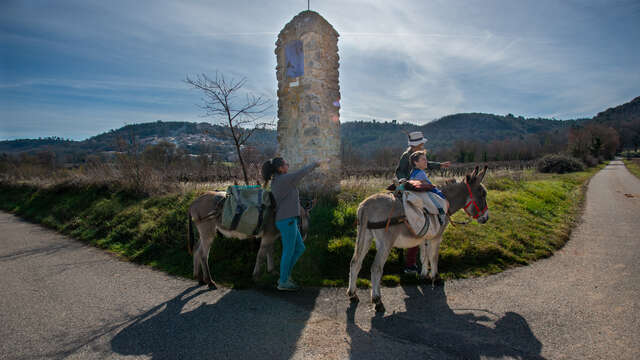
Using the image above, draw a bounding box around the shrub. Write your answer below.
[536,154,585,174]
[582,154,599,167]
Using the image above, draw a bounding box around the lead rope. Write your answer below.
[447,212,471,227]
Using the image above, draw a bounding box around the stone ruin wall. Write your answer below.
[275,11,341,193]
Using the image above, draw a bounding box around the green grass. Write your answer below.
[0,165,602,288]
[623,159,640,179]
[437,172,590,279]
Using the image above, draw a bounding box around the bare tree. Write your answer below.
[186,72,271,185]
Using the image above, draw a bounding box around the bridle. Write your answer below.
[462,181,488,219]
[448,181,488,226]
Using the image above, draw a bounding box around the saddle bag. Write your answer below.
[221,185,272,236]
[402,191,449,237]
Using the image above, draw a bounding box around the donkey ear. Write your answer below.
[477,165,488,183]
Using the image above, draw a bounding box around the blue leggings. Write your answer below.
[275,217,306,285]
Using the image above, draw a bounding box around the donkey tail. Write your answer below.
[348,204,370,297]
[187,212,194,255]
[355,205,369,248]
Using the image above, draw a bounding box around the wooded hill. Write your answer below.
[3,96,639,161]
[591,96,640,150]
[0,115,577,158]
[341,113,578,156]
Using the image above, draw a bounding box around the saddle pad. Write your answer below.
[403,191,449,215]
[402,191,449,238]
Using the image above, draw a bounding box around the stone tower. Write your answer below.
[275,10,341,192]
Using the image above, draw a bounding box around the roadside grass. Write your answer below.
[0,165,601,289]
[623,159,640,179]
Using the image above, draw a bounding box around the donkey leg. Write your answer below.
[192,222,204,284]
[427,236,443,286]
[347,226,373,302]
[265,242,276,274]
[193,240,204,284]
[252,237,271,280]
[252,243,266,280]
[370,237,393,312]
[198,224,217,289]
[419,241,429,279]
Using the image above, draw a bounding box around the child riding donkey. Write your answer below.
[395,131,451,274]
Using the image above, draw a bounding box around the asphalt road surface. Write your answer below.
[1,160,639,359]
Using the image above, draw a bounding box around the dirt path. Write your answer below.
[1,160,639,359]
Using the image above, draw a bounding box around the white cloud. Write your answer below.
[1,0,639,138]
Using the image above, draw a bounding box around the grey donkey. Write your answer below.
[347,166,490,311]
[187,191,313,289]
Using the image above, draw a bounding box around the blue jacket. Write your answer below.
[409,168,446,199]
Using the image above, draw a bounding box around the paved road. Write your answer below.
[1,160,639,359]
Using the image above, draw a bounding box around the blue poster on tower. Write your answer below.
[285,40,304,78]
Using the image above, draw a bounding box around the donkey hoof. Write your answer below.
[374,302,385,313]
[198,279,206,286]
[430,275,443,286]
[208,281,218,290]
[347,291,359,303]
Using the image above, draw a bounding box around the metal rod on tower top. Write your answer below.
[308,0,310,10]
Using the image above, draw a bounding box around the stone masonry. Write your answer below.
[275,11,341,192]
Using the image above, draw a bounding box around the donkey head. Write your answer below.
[298,198,317,241]
[464,166,489,224]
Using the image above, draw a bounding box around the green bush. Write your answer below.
[536,154,585,173]
[581,154,599,167]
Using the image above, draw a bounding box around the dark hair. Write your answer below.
[410,150,426,167]
[261,157,285,186]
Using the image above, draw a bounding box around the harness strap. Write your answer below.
[449,181,488,225]
[229,186,244,231]
[368,216,406,229]
[416,208,430,237]
[229,203,245,231]
[463,182,488,219]
[384,194,398,232]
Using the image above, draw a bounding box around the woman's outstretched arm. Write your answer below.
[275,162,319,188]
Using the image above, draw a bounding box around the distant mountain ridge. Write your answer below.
[591,96,640,149]
[3,96,639,160]
[341,113,579,155]
[593,96,640,124]
[0,121,277,160]
[0,114,584,160]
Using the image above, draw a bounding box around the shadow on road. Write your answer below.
[111,285,320,359]
[346,284,544,359]
[0,242,82,261]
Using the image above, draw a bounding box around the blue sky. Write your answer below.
[1,0,639,140]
